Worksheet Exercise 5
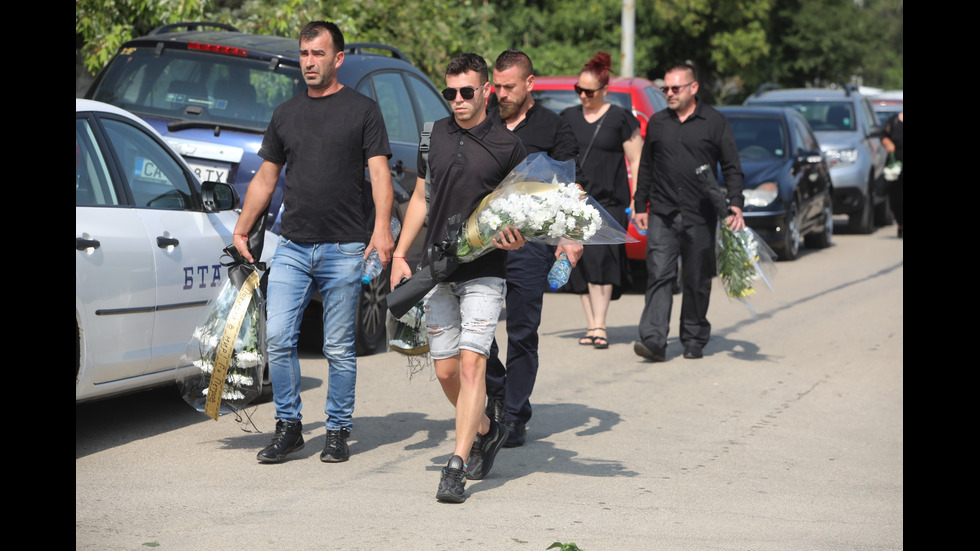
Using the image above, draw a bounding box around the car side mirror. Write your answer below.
[201,181,240,212]
[868,124,885,138]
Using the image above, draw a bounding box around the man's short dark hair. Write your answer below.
[494,49,534,78]
[300,21,345,52]
[665,62,697,81]
[446,53,488,83]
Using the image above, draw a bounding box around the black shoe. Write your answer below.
[633,341,665,362]
[485,398,504,424]
[256,420,305,463]
[503,420,526,448]
[320,428,351,462]
[682,345,703,359]
[436,455,467,503]
[465,420,509,480]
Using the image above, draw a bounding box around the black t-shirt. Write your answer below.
[503,102,585,185]
[259,86,391,242]
[418,114,527,282]
[885,113,903,163]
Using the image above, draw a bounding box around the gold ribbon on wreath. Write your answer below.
[204,269,260,420]
[464,180,559,248]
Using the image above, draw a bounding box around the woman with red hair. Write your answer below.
[560,51,643,349]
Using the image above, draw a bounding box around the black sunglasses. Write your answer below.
[574,84,603,98]
[660,82,694,95]
[442,84,483,101]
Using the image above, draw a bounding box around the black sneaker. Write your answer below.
[320,428,351,462]
[465,433,484,480]
[465,421,509,480]
[256,420,305,463]
[436,455,467,503]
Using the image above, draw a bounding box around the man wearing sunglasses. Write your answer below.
[482,49,584,450]
[390,53,527,503]
[631,63,744,362]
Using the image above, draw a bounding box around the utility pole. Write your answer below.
[621,0,635,78]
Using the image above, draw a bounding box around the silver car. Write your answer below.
[744,86,889,233]
[76,98,277,402]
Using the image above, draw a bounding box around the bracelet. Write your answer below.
[393,256,406,260]
[235,233,248,238]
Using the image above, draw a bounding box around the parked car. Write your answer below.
[870,90,903,126]
[527,76,668,264]
[717,106,834,260]
[76,98,278,402]
[86,22,451,355]
[744,85,889,234]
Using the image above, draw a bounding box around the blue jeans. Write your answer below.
[266,237,363,431]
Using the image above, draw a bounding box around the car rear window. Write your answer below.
[90,47,303,132]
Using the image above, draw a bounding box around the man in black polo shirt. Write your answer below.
[390,53,527,503]
[631,62,744,362]
[484,49,584,448]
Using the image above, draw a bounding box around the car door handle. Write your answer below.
[76,237,101,250]
[156,236,180,248]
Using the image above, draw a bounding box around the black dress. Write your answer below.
[560,103,639,298]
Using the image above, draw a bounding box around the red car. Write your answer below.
[529,76,668,261]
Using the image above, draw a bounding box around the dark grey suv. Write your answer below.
[86,22,450,354]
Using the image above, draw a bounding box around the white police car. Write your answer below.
[76,98,275,402]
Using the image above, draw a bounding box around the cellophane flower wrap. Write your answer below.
[455,152,635,262]
[386,299,432,377]
[178,263,267,420]
[716,224,776,312]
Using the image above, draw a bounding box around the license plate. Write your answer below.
[186,160,232,184]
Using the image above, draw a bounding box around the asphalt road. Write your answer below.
[76,221,903,550]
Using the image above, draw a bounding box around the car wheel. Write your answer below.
[805,197,833,249]
[777,197,802,261]
[354,266,390,356]
[849,180,874,234]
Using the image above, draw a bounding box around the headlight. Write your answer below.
[743,182,778,208]
[824,148,859,167]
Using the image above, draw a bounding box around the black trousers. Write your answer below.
[486,242,554,425]
[638,212,716,350]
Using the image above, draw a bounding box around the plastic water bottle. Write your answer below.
[625,207,647,236]
[361,217,402,284]
[547,253,572,291]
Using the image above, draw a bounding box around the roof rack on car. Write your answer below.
[150,22,240,35]
[752,83,780,97]
[844,83,855,97]
[345,43,410,62]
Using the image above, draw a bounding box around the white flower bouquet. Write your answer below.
[455,152,634,262]
[178,261,267,420]
[716,223,776,313]
[387,152,635,319]
[883,153,902,182]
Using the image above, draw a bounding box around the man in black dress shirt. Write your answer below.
[484,49,584,448]
[630,63,744,361]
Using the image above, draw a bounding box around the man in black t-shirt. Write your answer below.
[391,53,527,503]
[484,49,584,448]
[233,21,394,465]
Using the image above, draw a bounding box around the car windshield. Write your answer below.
[531,89,631,114]
[729,117,788,159]
[753,100,856,132]
[90,47,303,132]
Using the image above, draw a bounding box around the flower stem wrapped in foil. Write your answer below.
[716,223,776,313]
